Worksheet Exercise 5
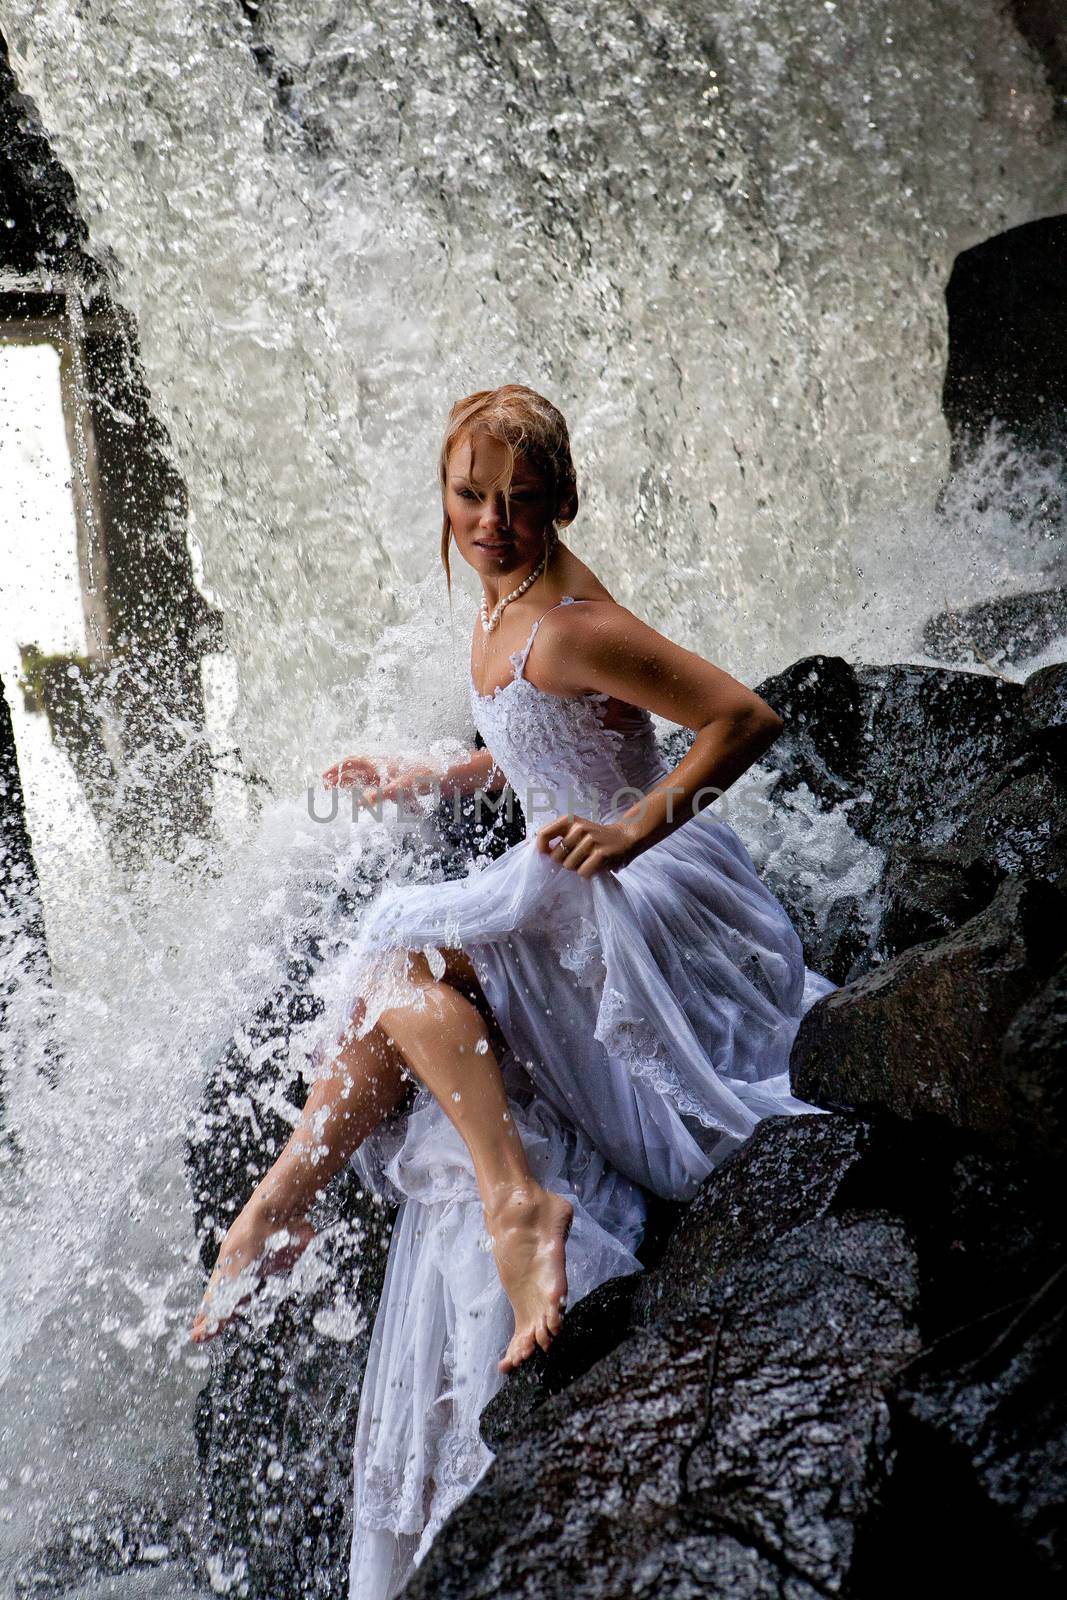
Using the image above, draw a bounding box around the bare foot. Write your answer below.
[190,1211,316,1345]
[486,1184,573,1374]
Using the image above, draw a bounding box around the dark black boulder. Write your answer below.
[922,587,1067,669]
[482,1115,872,1448]
[406,1214,919,1600]
[867,1260,1067,1597]
[479,1269,643,1451]
[629,1112,869,1323]
[751,654,864,807]
[752,656,1039,978]
[1001,951,1067,1164]
[755,657,1023,854]
[1024,660,1067,765]
[791,877,1067,1156]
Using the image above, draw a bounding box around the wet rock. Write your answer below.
[11,1488,199,1599]
[942,214,1067,460]
[1001,953,1067,1163]
[829,1126,1063,1341]
[878,844,1001,958]
[877,745,1067,960]
[753,657,1033,975]
[756,657,1023,851]
[405,1213,919,1600]
[480,1271,642,1451]
[678,1216,919,1591]
[630,1113,870,1323]
[483,1117,869,1447]
[791,877,1067,1153]
[753,655,864,807]
[922,586,1067,668]
[937,753,1067,884]
[459,1120,1063,1600]
[194,1197,395,1600]
[1024,661,1067,765]
[873,1260,1067,1595]
[778,886,874,986]
[849,664,1022,852]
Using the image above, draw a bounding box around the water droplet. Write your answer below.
[451,1090,462,1102]
[475,1037,489,1054]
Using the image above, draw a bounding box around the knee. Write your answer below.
[334,991,373,1051]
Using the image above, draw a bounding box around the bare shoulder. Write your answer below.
[544,595,683,665]
[537,593,777,731]
[540,594,647,643]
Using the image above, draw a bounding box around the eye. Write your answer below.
[457,488,478,500]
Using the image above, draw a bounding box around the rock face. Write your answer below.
[753,655,1067,979]
[791,877,1067,1152]
[891,1259,1067,1587]
[923,587,1067,669]
[410,1212,920,1600]
[408,1116,1064,1600]
[942,214,1067,461]
[756,657,1023,854]
[1024,661,1067,763]
[1001,953,1067,1161]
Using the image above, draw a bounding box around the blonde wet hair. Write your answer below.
[438,383,580,596]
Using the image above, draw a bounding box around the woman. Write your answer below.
[191,384,831,1598]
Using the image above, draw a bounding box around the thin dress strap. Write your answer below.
[513,595,591,677]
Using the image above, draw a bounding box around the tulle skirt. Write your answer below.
[328,808,832,1598]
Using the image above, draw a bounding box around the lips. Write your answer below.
[475,540,513,553]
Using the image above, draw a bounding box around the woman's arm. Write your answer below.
[425,747,503,804]
[617,702,781,855]
[532,602,782,873]
[324,746,503,804]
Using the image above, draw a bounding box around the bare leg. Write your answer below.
[190,1005,409,1343]
[375,951,572,1374]
[192,948,572,1372]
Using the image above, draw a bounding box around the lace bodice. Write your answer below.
[469,596,669,832]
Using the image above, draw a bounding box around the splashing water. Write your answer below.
[0,1,1064,1594]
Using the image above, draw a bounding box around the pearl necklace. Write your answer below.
[478,550,548,634]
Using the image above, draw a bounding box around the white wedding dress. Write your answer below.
[321,597,832,1600]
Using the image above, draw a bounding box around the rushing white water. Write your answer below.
[0,1,1064,1594]
[2,0,1064,783]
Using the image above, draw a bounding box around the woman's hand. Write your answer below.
[534,813,643,879]
[322,755,382,791]
[361,764,440,807]
[322,755,438,807]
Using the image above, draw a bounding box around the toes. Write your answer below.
[505,1330,536,1370]
[499,1334,527,1373]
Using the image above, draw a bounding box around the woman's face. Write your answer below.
[445,430,556,579]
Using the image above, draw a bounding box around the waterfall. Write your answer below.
[0,2,1063,1594]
